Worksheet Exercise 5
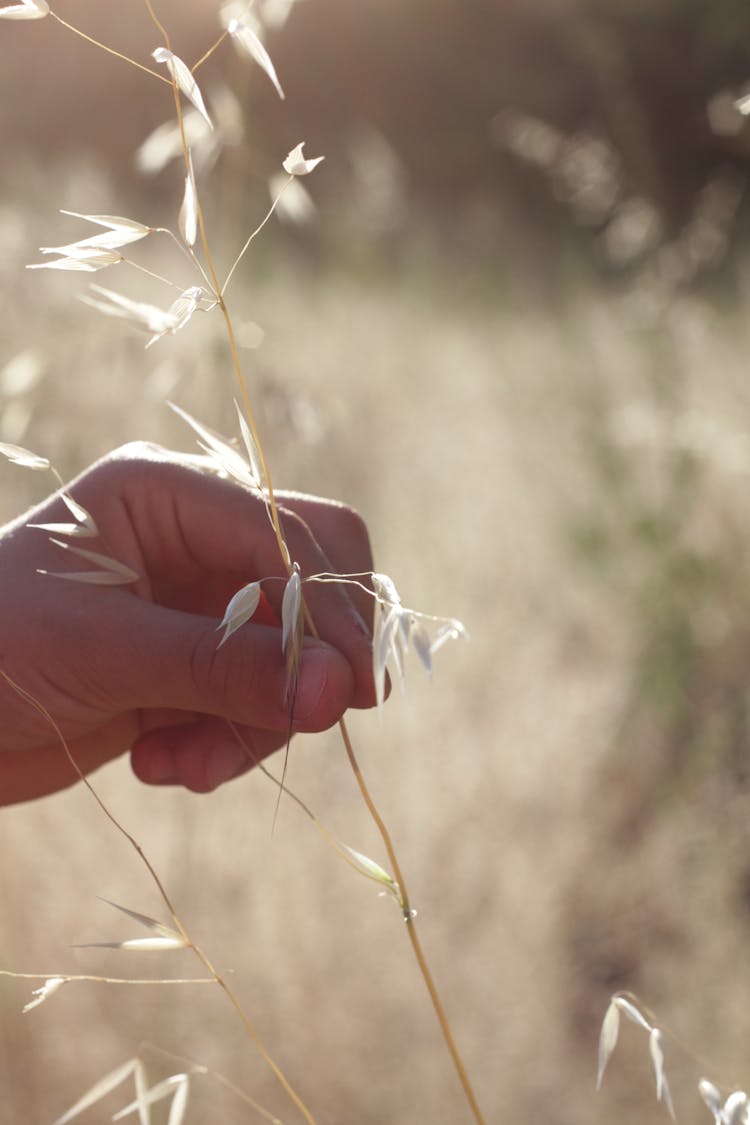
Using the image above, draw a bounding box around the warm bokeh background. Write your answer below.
[3,2,750,1123]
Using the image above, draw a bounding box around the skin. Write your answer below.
[0,443,380,805]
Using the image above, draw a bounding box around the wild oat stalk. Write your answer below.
[1,2,485,1121]
[0,669,317,1125]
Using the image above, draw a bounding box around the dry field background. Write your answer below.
[3,5,750,1125]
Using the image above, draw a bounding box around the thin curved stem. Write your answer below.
[192,30,229,72]
[0,970,214,986]
[49,10,168,84]
[336,717,486,1122]
[1,672,318,1125]
[128,7,484,1120]
[222,177,293,297]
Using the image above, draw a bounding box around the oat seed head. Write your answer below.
[40,538,139,585]
[179,150,199,248]
[283,142,325,176]
[152,47,213,130]
[217,580,262,646]
[22,976,66,1014]
[27,247,124,272]
[112,1073,190,1124]
[0,440,50,470]
[596,999,620,1090]
[0,0,48,19]
[170,401,261,489]
[225,15,285,100]
[648,1029,675,1119]
[53,1058,142,1125]
[281,565,303,700]
[73,898,187,952]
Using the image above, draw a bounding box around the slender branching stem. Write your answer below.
[48,9,168,84]
[125,258,185,290]
[25,7,486,1122]
[176,937,318,1125]
[0,970,214,986]
[222,177,294,298]
[151,11,486,1111]
[192,30,229,73]
[1,669,318,1124]
[336,717,486,1124]
[141,1042,286,1124]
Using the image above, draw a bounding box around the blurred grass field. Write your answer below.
[4,5,750,1125]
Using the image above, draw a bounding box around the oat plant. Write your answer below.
[0,2,484,1122]
[597,991,750,1124]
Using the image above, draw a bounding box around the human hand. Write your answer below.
[0,443,378,805]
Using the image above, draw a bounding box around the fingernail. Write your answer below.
[206,742,248,790]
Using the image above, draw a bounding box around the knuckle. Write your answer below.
[103,440,168,465]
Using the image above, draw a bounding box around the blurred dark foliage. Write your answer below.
[270,0,750,205]
[4,0,750,282]
[263,0,750,277]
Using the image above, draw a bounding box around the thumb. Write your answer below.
[111,598,356,732]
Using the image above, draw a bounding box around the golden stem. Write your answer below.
[192,29,229,72]
[48,10,168,84]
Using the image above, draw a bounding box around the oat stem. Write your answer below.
[125,258,185,290]
[141,1042,286,1124]
[1,670,317,1125]
[192,30,229,73]
[0,970,214,986]
[48,9,168,84]
[222,177,294,297]
[337,715,487,1124]
[153,10,486,1112]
